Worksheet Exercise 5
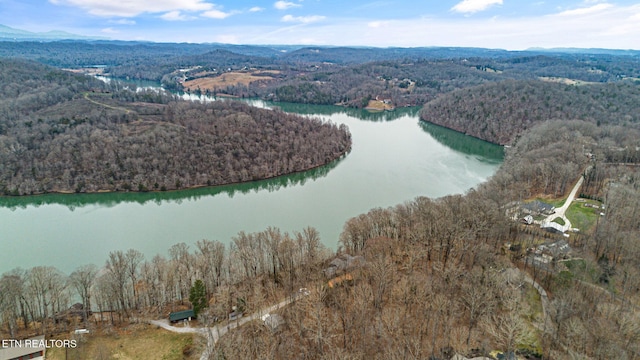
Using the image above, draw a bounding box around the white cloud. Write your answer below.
[281,14,325,23]
[50,0,214,17]
[101,27,119,34]
[201,9,233,19]
[555,3,613,16]
[235,3,640,50]
[161,11,194,21]
[368,21,390,28]
[249,6,264,12]
[451,0,503,14]
[274,1,301,10]
[110,19,136,25]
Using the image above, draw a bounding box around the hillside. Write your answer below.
[0,59,351,195]
[3,40,640,111]
[419,79,640,145]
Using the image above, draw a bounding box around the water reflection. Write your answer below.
[0,154,345,210]
[418,121,504,163]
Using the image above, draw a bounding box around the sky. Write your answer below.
[1,0,639,50]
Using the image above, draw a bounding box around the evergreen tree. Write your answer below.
[189,279,207,316]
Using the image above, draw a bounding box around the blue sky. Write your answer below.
[1,0,639,49]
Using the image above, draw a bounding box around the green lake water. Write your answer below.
[0,100,503,274]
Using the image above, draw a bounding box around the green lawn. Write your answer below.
[566,199,601,232]
[552,217,566,226]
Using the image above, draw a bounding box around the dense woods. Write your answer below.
[420,79,640,144]
[0,59,351,195]
[5,40,639,110]
[212,120,640,359]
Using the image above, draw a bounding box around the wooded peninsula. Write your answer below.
[0,59,351,195]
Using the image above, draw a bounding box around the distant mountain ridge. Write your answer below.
[526,47,640,56]
[0,24,107,41]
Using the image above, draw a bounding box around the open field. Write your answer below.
[538,76,599,86]
[364,99,394,111]
[183,70,280,91]
[45,324,200,360]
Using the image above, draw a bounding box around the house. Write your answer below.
[546,239,571,259]
[169,309,195,323]
[54,303,91,324]
[528,239,573,269]
[521,200,555,216]
[323,254,364,278]
[0,335,46,360]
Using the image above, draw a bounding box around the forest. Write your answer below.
[3,40,639,110]
[1,41,640,359]
[419,79,640,145]
[0,58,351,195]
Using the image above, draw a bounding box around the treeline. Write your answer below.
[0,41,274,69]
[4,41,640,113]
[5,41,638,81]
[0,59,351,195]
[420,79,640,145]
[0,226,330,338]
[177,55,640,109]
[213,120,640,359]
[231,59,507,107]
[109,49,281,83]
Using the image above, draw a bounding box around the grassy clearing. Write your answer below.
[183,71,277,91]
[365,99,394,111]
[45,324,199,360]
[566,199,601,233]
[538,76,599,86]
[552,217,566,225]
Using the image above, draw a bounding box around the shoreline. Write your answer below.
[0,148,351,198]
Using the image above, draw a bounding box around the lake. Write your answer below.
[0,99,503,274]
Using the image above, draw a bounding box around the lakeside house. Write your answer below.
[323,254,365,278]
[54,303,91,324]
[521,200,556,216]
[527,240,573,269]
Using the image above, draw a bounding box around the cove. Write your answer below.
[0,101,503,274]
